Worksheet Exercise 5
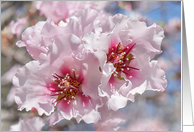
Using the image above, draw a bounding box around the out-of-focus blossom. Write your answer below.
[83,14,167,111]
[126,118,168,131]
[29,107,39,118]
[2,64,22,86]
[157,57,173,71]
[92,104,126,131]
[1,64,22,106]
[6,86,17,106]
[164,17,181,34]
[36,1,109,23]
[10,117,45,131]
[9,17,28,38]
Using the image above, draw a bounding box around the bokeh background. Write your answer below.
[1,1,181,131]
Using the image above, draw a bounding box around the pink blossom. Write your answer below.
[83,14,167,111]
[36,1,108,23]
[13,8,167,126]
[1,64,22,86]
[164,17,181,34]
[9,17,28,38]
[13,32,103,125]
[10,117,45,131]
[1,64,22,106]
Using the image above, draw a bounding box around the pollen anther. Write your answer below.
[50,70,83,107]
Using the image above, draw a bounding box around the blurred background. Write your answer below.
[1,1,181,131]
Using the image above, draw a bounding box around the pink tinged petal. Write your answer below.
[93,50,107,68]
[41,18,64,37]
[118,31,133,47]
[54,34,81,55]
[21,21,45,40]
[39,34,81,73]
[146,60,167,92]
[57,101,79,121]
[76,51,103,99]
[83,32,109,53]
[149,23,165,52]
[93,19,102,35]
[13,61,54,116]
[98,63,116,97]
[61,8,100,39]
[96,11,111,33]
[118,79,134,101]
[46,109,75,126]
[25,39,48,60]
[81,109,101,124]
[107,93,128,111]
[128,80,147,95]
[16,40,26,47]
[109,14,130,34]
[72,8,100,36]
[49,34,81,64]
[10,117,45,131]
[18,21,52,60]
[126,20,164,58]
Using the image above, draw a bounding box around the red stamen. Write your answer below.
[49,69,84,108]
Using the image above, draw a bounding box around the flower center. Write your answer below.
[106,42,140,79]
[48,69,83,107]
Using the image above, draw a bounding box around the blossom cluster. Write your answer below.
[12,6,167,131]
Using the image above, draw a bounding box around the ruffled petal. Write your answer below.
[107,93,128,111]
[16,21,52,60]
[13,61,54,116]
[146,60,167,92]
